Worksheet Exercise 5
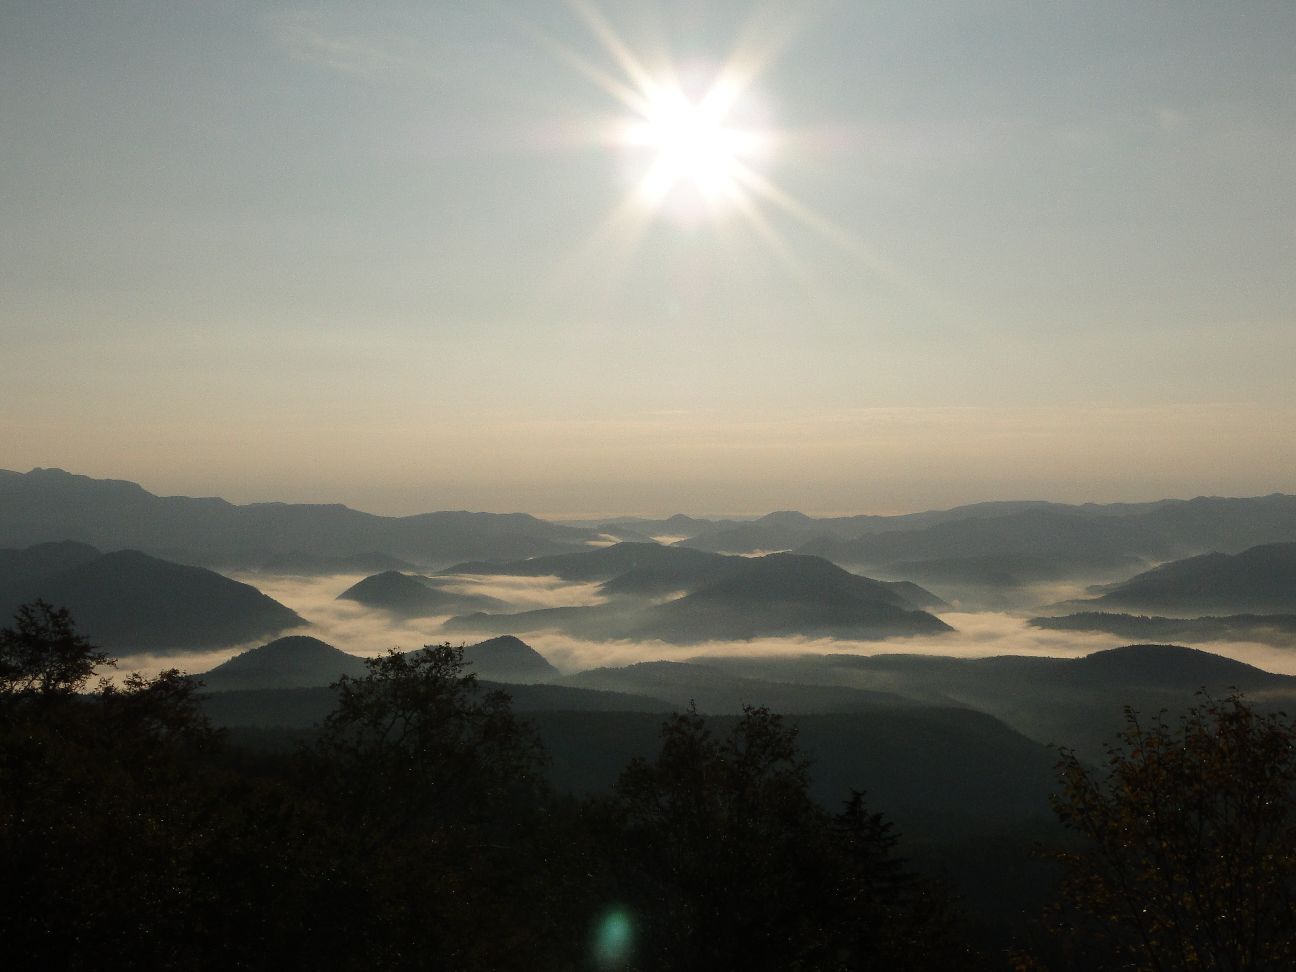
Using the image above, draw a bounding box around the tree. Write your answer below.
[308,644,559,968]
[0,599,110,698]
[312,643,545,839]
[606,704,977,970]
[1048,694,1296,970]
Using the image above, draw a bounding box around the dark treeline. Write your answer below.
[3,601,1295,970]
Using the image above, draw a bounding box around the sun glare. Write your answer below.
[621,84,765,207]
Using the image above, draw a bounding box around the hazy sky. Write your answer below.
[3,1,1293,516]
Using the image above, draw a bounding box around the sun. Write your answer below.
[620,84,763,206]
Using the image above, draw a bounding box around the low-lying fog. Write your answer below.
[110,569,1296,680]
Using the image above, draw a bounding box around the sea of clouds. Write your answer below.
[111,569,1296,680]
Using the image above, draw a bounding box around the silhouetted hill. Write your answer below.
[443,553,949,643]
[336,571,506,616]
[0,547,303,651]
[460,635,559,682]
[0,540,101,589]
[195,633,559,692]
[1066,643,1267,684]
[198,636,367,692]
[0,467,597,567]
[1029,612,1296,646]
[630,553,952,642]
[444,541,946,611]
[1078,543,1296,614]
[693,644,1296,761]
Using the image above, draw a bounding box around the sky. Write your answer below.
[2,1,1293,517]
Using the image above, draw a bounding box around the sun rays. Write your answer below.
[497,0,964,320]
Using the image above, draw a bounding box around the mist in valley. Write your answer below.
[113,567,1296,680]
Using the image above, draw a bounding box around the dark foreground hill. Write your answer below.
[692,643,1296,761]
[196,633,559,692]
[199,636,368,692]
[0,545,303,651]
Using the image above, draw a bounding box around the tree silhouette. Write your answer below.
[1048,694,1296,970]
[0,598,110,698]
[607,704,978,970]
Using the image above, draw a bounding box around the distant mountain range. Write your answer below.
[7,468,1296,604]
[0,467,597,568]
[0,542,303,651]
[673,497,1296,596]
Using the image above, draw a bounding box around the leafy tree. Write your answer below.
[1047,694,1296,970]
[0,598,110,698]
[606,704,978,970]
[307,645,564,968]
[312,643,545,839]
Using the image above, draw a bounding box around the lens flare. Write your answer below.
[592,906,634,968]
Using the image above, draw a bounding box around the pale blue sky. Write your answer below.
[2,1,1293,515]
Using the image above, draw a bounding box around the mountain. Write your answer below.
[196,633,557,692]
[629,553,953,642]
[337,571,506,617]
[0,467,597,568]
[676,496,1296,563]
[198,636,368,692]
[460,635,559,682]
[800,509,1156,577]
[1075,543,1296,614]
[442,541,944,609]
[1029,612,1296,646]
[0,546,304,651]
[0,540,101,590]
[691,644,1296,761]
[443,552,950,643]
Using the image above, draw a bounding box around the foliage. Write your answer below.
[305,644,565,968]
[0,598,111,698]
[607,704,979,970]
[0,604,987,969]
[312,643,545,835]
[1047,694,1296,970]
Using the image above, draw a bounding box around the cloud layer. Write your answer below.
[112,571,1296,680]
